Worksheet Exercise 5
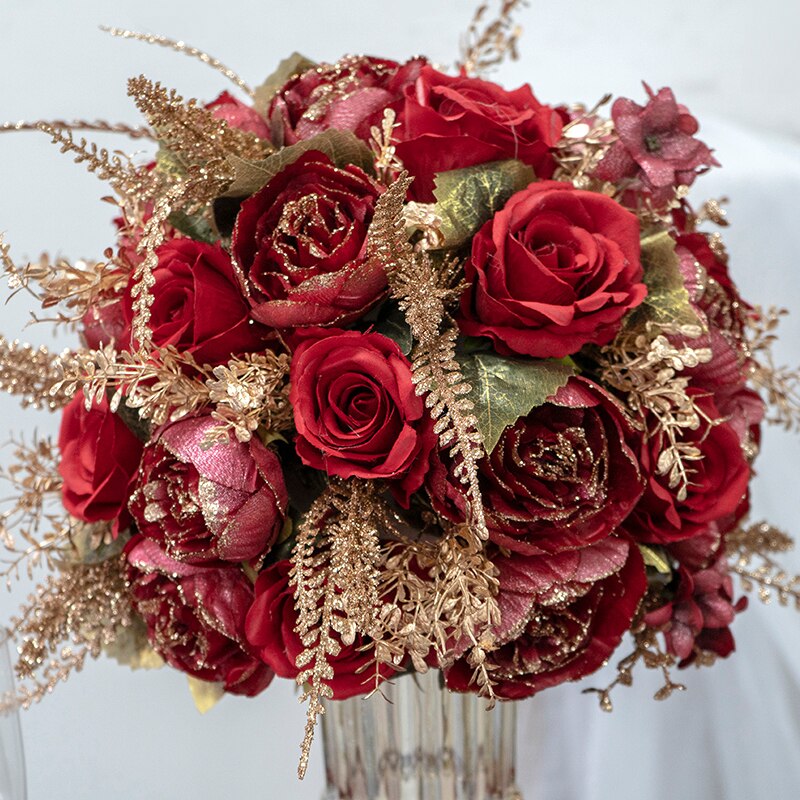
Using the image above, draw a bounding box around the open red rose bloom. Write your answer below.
[2,8,799,784]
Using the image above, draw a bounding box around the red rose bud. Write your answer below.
[206,91,270,139]
[621,393,750,545]
[458,180,647,358]
[268,56,425,147]
[121,238,274,366]
[427,377,644,555]
[58,394,144,535]
[245,560,394,699]
[129,415,288,565]
[445,538,647,699]
[127,536,273,696]
[290,329,436,505]
[394,66,563,201]
[594,84,718,206]
[232,151,386,328]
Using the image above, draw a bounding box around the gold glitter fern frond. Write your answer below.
[0,338,72,411]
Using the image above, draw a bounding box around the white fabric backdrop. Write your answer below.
[1,2,799,798]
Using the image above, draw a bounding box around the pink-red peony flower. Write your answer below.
[231,151,385,328]
[394,66,563,201]
[245,559,395,699]
[594,84,718,205]
[207,90,270,139]
[290,329,435,505]
[128,415,287,565]
[126,535,273,696]
[458,181,647,358]
[427,377,644,554]
[58,394,144,534]
[445,538,647,698]
[268,55,425,146]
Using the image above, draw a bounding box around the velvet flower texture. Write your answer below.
[594,84,718,206]
[128,415,288,565]
[427,378,644,554]
[127,536,273,696]
[232,151,386,328]
[290,329,436,504]
[458,181,647,358]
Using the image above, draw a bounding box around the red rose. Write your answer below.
[394,66,563,201]
[268,56,425,147]
[126,535,273,696]
[445,538,646,699]
[58,394,144,534]
[207,91,270,140]
[458,181,647,358]
[427,377,644,554]
[622,394,750,545]
[231,151,386,328]
[245,560,394,699]
[121,238,272,366]
[594,84,718,206]
[290,330,435,504]
[128,415,288,565]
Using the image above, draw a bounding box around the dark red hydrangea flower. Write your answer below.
[445,538,646,699]
[427,377,644,555]
[231,151,385,328]
[245,559,395,699]
[268,55,425,146]
[458,181,647,358]
[394,66,563,201]
[594,84,718,206]
[128,415,287,565]
[58,394,144,535]
[127,536,273,696]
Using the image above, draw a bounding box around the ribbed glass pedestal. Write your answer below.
[320,670,522,800]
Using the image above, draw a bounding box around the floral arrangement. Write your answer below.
[2,2,799,779]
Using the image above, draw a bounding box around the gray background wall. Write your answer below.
[1,1,799,798]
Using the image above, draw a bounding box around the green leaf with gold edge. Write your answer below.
[167,210,218,243]
[222,130,375,198]
[432,159,534,249]
[638,543,672,575]
[374,301,413,355]
[628,230,704,331]
[104,617,164,671]
[253,52,317,117]
[187,675,225,714]
[459,351,575,455]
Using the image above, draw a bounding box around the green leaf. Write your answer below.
[459,352,575,454]
[373,301,413,355]
[432,160,534,248]
[167,210,218,243]
[187,676,225,714]
[253,52,317,117]
[628,230,704,331]
[638,543,672,575]
[223,129,376,198]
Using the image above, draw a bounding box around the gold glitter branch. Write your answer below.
[101,27,255,98]
[459,0,527,76]
[0,338,72,411]
[2,119,154,140]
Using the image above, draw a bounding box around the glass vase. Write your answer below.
[320,670,522,800]
[0,637,26,800]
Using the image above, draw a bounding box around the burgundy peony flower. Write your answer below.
[427,377,644,554]
[394,66,563,201]
[127,536,273,696]
[207,90,270,139]
[290,329,436,504]
[645,552,747,666]
[268,55,425,146]
[128,415,287,565]
[231,151,386,328]
[594,84,718,205]
[120,238,273,366]
[622,394,751,545]
[245,559,394,699]
[458,181,647,358]
[445,538,646,699]
[58,394,144,534]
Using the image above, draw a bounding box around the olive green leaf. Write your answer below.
[459,351,575,454]
[432,159,534,249]
[222,129,376,197]
[629,230,704,331]
[638,543,673,575]
[187,675,225,714]
[373,301,413,355]
[253,52,317,117]
[167,210,218,243]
